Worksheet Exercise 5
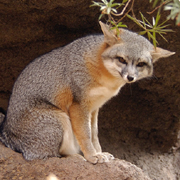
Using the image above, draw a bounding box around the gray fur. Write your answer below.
[0,35,103,160]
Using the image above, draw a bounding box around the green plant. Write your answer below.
[164,0,180,25]
[150,0,180,25]
[91,0,177,47]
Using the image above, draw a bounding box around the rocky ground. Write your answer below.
[0,142,151,180]
[0,0,180,179]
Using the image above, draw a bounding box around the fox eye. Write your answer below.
[117,57,127,64]
[137,62,147,67]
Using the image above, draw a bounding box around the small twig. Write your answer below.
[147,0,170,14]
[130,0,135,18]
[111,0,132,16]
[117,0,134,23]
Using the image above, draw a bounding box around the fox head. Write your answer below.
[99,22,175,83]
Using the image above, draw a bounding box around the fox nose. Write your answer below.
[127,75,134,82]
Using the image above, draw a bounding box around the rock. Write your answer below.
[0,0,98,48]
[0,0,180,179]
[0,0,99,104]
[0,142,151,180]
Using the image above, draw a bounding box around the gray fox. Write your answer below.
[0,22,175,164]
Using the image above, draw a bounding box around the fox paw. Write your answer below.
[86,152,114,164]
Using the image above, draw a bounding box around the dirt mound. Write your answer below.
[0,142,151,180]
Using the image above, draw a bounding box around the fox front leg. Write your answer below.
[69,103,114,164]
[91,109,114,163]
[91,109,102,153]
[69,103,97,163]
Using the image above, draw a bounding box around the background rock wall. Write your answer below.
[0,0,180,179]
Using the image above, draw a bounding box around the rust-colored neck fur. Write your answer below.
[85,42,116,85]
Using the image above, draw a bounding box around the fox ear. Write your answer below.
[99,21,119,46]
[151,47,175,63]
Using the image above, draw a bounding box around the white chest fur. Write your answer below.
[88,85,123,111]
